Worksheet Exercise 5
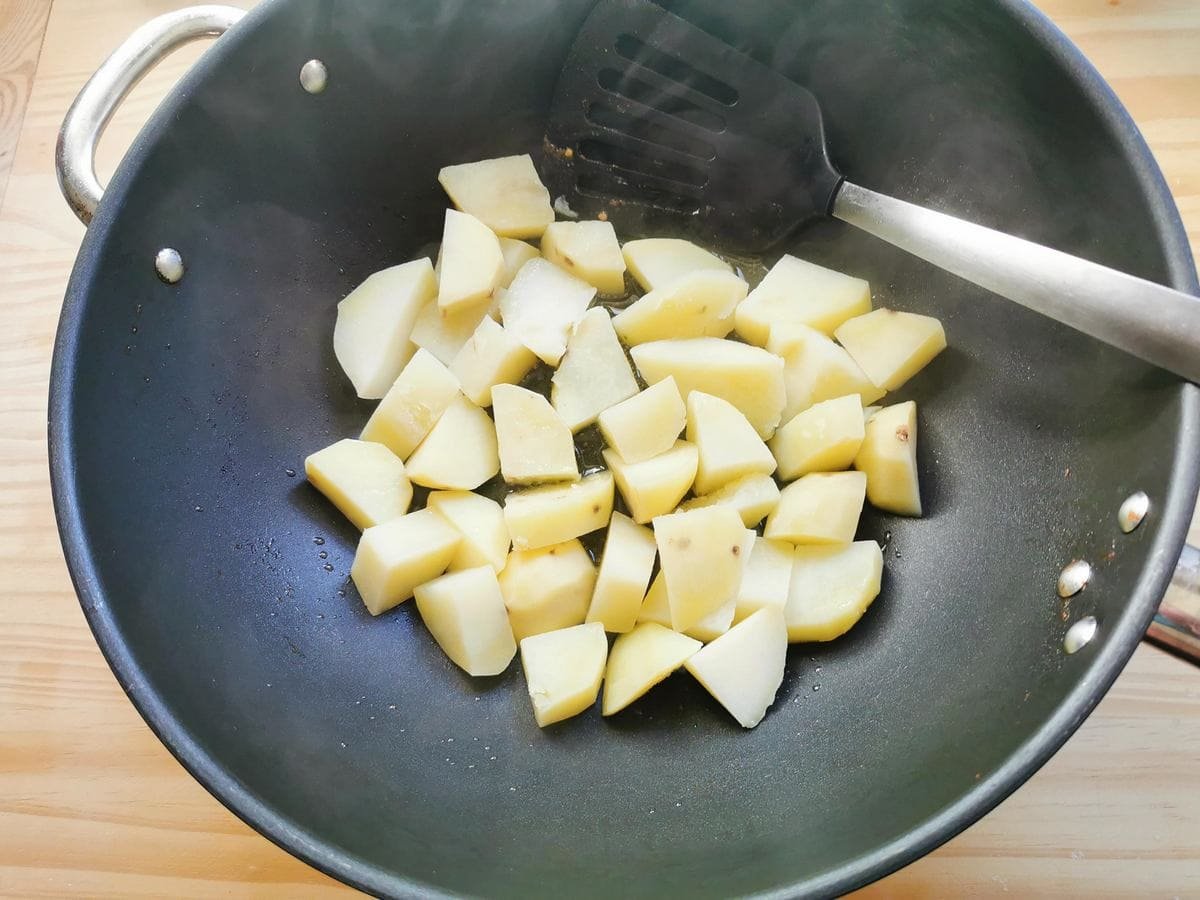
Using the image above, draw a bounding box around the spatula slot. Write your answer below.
[584,102,717,162]
[613,33,739,107]
[597,68,726,133]
[577,139,709,188]
[576,170,698,212]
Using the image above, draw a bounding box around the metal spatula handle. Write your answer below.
[833,181,1200,383]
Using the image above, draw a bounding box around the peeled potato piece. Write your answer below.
[680,473,781,528]
[765,471,867,545]
[411,294,493,366]
[602,624,702,715]
[621,238,731,292]
[551,308,639,432]
[449,316,537,407]
[520,622,608,727]
[770,394,866,481]
[492,384,579,485]
[786,541,883,642]
[735,254,871,345]
[361,348,460,460]
[586,512,658,633]
[499,539,596,641]
[500,258,595,365]
[654,506,747,633]
[734,537,794,622]
[405,395,499,490]
[498,237,540,288]
[855,400,921,516]
[503,471,614,550]
[426,490,510,574]
[414,566,517,676]
[540,220,626,294]
[438,154,554,239]
[437,209,503,311]
[350,509,461,616]
[612,270,746,345]
[637,563,744,644]
[305,438,412,530]
[685,391,777,495]
[684,607,787,728]
[597,377,687,465]
[603,440,698,525]
[767,323,884,423]
[835,308,946,391]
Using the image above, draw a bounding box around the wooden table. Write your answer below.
[1,1,1197,896]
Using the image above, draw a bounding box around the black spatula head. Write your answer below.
[544,0,843,253]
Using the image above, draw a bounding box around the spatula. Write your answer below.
[543,0,1200,383]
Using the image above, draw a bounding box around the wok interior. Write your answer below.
[65,0,1188,895]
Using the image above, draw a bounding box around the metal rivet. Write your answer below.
[300,59,328,94]
[1063,616,1098,654]
[1057,559,1092,598]
[1118,491,1149,534]
[154,248,184,283]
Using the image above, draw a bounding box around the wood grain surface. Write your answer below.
[0,1,1197,897]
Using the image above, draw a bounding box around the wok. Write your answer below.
[49,0,1200,896]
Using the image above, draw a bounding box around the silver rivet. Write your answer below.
[1118,491,1149,534]
[154,248,184,283]
[1063,616,1098,654]
[300,59,328,94]
[1057,559,1092,598]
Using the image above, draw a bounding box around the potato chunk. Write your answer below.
[612,270,746,345]
[733,536,793,622]
[426,490,509,573]
[498,238,539,288]
[679,473,780,528]
[349,509,460,615]
[499,539,596,641]
[685,391,776,495]
[786,541,883,642]
[411,294,492,366]
[304,438,412,530]
[603,441,698,525]
[631,338,786,439]
[597,377,686,464]
[519,622,608,727]
[654,506,747,632]
[449,316,537,407]
[405,395,499,490]
[437,209,503,311]
[735,255,871,345]
[684,607,787,728]
[551,308,639,432]
[360,348,460,459]
[414,566,517,676]
[855,400,921,516]
[540,220,626,294]
[637,565,743,643]
[586,513,658,633]
[333,259,435,399]
[765,471,867,545]
[602,623,702,715]
[835,308,946,391]
[500,258,596,364]
[438,154,554,239]
[621,238,731,291]
[770,394,866,481]
[503,471,614,550]
[492,384,579,485]
[767,324,884,422]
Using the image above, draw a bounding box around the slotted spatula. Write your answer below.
[543,0,1200,383]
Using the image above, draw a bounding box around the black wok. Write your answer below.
[49,0,1200,896]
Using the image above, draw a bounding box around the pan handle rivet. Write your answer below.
[1063,616,1098,654]
[1117,491,1150,534]
[154,248,184,284]
[300,59,328,94]
[1057,559,1092,598]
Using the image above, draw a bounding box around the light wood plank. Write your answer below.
[0,0,52,211]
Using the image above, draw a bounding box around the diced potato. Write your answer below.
[733,537,793,622]
[786,541,883,642]
[596,377,686,464]
[834,308,946,391]
[492,384,579,485]
[498,238,540,288]
[735,255,871,345]
[765,471,867,545]
[602,623,702,715]
[680,473,780,528]
[411,294,492,366]
[603,441,698,525]
[349,509,461,615]
[863,405,882,422]
[405,395,499,490]
[437,209,503,311]
[540,220,626,294]
[551,308,639,432]
[654,506,747,633]
[767,323,885,422]
[636,570,672,627]
[684,607,787,728]
[414,566,517,676]
[685,391,777,495]
[519,622,608,727]
[449,316,537,407]
[621,238,731,292]
[630,338,786,439]
[499,539,596,641]
[770,394,866,481]
[637,569,741,643]
[304,439,412,530]
[426,490,509,573]
[504,471,614,550]
[686,598,738,643]
[333,259,435,399]
[438,154,554,239]
[360,348,460,459]
[855,400,921,516]
[586,513,658,633]
[500,258,596,365]
[612,270,746,345]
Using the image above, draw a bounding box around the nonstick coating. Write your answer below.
[50,0,1200,897]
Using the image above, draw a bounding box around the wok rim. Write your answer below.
[47,0,1200,897]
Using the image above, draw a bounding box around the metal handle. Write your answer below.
[832,181,1200,384]
[55,5,245,225]
[1150,545,1200,663]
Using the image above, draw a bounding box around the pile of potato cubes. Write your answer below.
[305,154,946,729]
